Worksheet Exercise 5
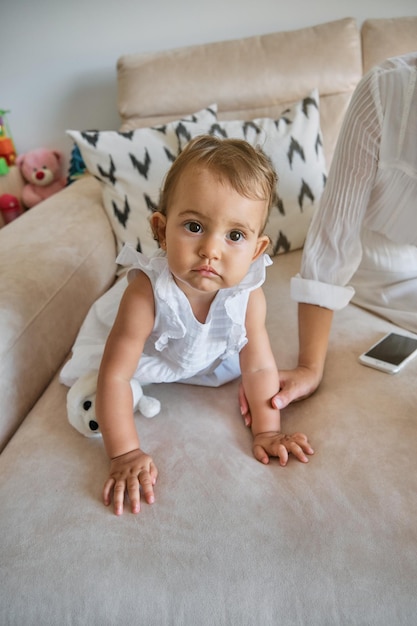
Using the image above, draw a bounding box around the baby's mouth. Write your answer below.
[194,265,219,277]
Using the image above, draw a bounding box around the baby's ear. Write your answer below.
[252,234,270,260]
[149,212,167,247]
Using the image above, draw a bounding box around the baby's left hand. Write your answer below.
[252,431,314,466]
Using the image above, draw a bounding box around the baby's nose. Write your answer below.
[199,234,220,259]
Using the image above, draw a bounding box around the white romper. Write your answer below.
[60,244,272,388]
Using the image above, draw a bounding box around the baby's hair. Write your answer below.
[156,134,278,230]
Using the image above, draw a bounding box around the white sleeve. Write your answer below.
[293,68,382,310]
[291,274,354,310]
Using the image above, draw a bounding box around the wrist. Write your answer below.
[251,424,281,438]
[296,360,325,381]
[111,447,141,462]
[102,427,140,460]
[252,429,281,437]
[297,355,325,375]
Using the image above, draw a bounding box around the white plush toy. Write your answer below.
[66,370,161,437]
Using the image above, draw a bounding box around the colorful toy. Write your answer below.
[0,110,17,166]
[0,157,9,176]
[16,148,67,208]
[0,194,23,224]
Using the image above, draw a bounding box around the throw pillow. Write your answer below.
[191,90,327,255]
[67,105,217,256]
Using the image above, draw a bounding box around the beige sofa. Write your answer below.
[1,17,417,625]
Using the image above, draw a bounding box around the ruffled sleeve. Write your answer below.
[116,243,167,283]
[236,253,272,292]
[222,253,272,354]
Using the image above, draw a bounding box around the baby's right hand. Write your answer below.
[103,448,158,516]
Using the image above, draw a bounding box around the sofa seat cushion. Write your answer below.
[1,250,417,624]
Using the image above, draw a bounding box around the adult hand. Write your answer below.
[239,365,322,426]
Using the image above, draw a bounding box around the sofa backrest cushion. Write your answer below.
[362,17,417,74]
[117,18,362,170]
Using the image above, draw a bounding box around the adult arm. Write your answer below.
[242,68,382,415]
[272,303,334,409]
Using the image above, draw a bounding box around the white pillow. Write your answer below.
[196,90,327,254]
[67,105,217,256]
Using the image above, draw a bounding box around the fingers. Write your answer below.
[253,444,270,465]
[271,385,297,410]
[113,479,128,516]
[254,441,309,466]
[103,478,115,507]
[272,393,288,410]
[270,442,289,466]
[280,433,314,464]
[149,461,158,486]
[243,414,252,428]
[291,432,315,457]
[272,389,308,410]
[103,464,158,516]
[272,366,322,410]
[137,470,155,506]
[253,442,289,466]
[127,474,142,514]
[238,383,251,426]
[253,432,314,466]
[286,441,309,464]
[271,371,292,410]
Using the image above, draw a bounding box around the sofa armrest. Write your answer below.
[0,176,117,451]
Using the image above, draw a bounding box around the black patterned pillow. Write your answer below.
[184,91,327,255]
[67,105,217,255]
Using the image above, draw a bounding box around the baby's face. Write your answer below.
[152,166,269,299]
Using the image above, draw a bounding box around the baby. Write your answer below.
[76,135,314,514]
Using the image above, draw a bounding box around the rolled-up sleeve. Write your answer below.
[291,274,355,310]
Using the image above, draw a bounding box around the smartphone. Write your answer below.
[358,332,417,374]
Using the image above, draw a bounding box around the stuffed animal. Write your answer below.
[16,148,66,208]
[66,371,161,437]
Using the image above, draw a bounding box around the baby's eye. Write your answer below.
[228,230,244,242]
[184,221,202,234]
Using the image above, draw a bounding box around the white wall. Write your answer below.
[3,0,416,172]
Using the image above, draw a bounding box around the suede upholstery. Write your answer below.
[1,16,417,625]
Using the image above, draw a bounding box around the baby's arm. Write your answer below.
[96,272,157,515]
[240,288,314,465]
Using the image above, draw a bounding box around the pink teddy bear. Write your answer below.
[16,148,67,209]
